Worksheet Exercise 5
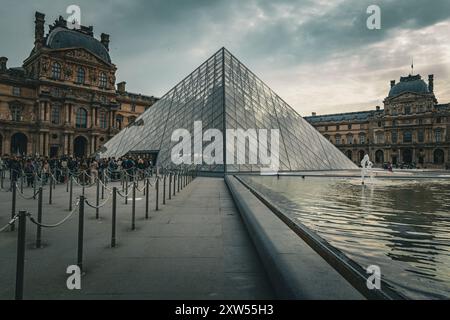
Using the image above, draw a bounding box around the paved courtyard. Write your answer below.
[0,176,274,299]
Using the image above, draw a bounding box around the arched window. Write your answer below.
[51,105,60,124]
[99,72,107,88]
[347,134,354,145]
[375,150,384,164]
[77,67,85,84]
[75,108,88,128]
[99,111,108,129]
[335,135,341,145]
[434,149,445,164]
[52,62,61,79]
[346,150,352,160]
[359,133,366,144]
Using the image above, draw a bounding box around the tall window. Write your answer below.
[51,106,60,124]
[403,131,412,143]
[116,115,123,129]
[100,111,108,129]
[76,108,88,128]
[99,72,107,88]
[347,134,354,145]
[359,134,366,144]
[10,104,22,121]
[435,129,442,143]
[418,130,424,143]
[52,62,61,79]
[12,87,21,96]
[376,133,384,144]
[392,131,398,144]
[335,135,341,145]
[77,67,85,84]
[131,103,136,112]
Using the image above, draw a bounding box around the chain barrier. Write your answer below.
[26,200,81,228]
[0,214,19,233]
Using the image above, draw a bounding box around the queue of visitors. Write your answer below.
[0,155,154,189]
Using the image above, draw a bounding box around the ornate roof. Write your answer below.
[388,74,429,97]
[305,110,381,123]
[46,27,111,63]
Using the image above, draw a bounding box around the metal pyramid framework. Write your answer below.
[99,48,357,172]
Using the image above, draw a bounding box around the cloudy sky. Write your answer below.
[1,0,450,116]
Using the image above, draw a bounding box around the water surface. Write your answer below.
[240,176,450,299]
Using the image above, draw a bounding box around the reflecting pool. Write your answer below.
[240,176,450,299]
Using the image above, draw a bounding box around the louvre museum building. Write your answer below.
[0,12,157,158]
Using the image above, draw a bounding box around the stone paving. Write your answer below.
[0,176,274,299]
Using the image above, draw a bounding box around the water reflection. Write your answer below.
[241,176,450,299]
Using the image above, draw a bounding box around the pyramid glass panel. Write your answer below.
[99,48,357,172]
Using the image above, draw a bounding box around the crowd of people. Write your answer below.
[0,155,154,188]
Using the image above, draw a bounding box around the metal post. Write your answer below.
[36,187,43,248]
[155,176,159,211]
[132,182,136,230]
[69,177,73,211]
[145,179,149,219]
[20,172,23,193]
[168,173,172,200]
[163,174,166,205]
[77,196,85,271]
[15,211,27,300]
[101,175,105,200]
[49,176,53,205]
[125,175,129,205]
[11,182,16,231]
[66,172,69,193]
[96,178,100,220]
[33,174,37,200]
[1,169,3,189]
[173,173,176,196]
[178,173,180,193]
[111,187,117,248]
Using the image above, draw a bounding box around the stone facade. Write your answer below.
[0,12,158,158]
[305,74,450,169]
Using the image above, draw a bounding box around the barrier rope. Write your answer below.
[15,184,41,200]
[26,200,81,228]
[0,214,19,233]
[85,192,112,209]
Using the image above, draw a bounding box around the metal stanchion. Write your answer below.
[156,176,159,211]
[125,175,129,205]
[163,174,166,205]
[178,173,180,193]
[132,182,136,230]
[173,173,176,196]
[145,179,149,219]
[96,178,100,219]
[77,196,85,271]
[36,187,43,248]
[111,187,117,248]
[66,171,69,193]
[0,170,3,189]
[11,182,16,231]
[15,211,27,300]
[49,176,53,205]
[169,173,172,200]
[20,172,23,193]
[101,175,105,200]
[33,174,37,200]
[69,177,73,211]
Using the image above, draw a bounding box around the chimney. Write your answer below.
[34,12,45,50]
[101,33,110,51]
[0,57,7,72]
[117,81,126,93]
[390,80,396,88]
[376,106,380,111]
[311,112,317,116]
[428,74,434,93]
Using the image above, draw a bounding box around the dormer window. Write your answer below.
[99,72,107,88]
[404,106,411,114]
[77,67,85,84]
[52,62,61,80]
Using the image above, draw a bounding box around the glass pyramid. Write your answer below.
[99,48,357,172]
